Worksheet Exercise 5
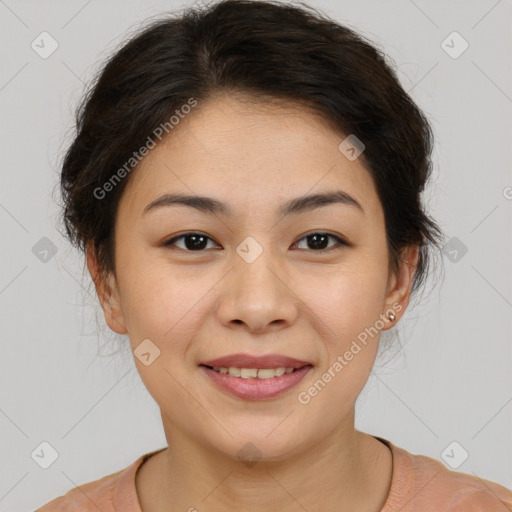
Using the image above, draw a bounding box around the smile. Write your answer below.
[199,364,313,400]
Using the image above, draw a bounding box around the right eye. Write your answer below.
[163,232,221,251]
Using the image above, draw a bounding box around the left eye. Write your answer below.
[293,232,348,251]
[163,232,348,252]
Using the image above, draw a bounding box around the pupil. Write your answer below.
[308,234,328,250]
[185,234,207,250]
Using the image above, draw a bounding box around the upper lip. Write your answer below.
[200,353,312,369]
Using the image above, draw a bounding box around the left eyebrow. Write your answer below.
[141,190,365,218]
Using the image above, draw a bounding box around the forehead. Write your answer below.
[118,94,380,221]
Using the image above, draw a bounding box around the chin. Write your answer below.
[207,429,309,466]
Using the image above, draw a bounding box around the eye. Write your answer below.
[163,232,219,251]
[163,231,349,252]
[293,232,349,252]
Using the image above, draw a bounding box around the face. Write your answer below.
[88,94,417,462]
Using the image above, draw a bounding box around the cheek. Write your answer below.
[118,256,215,352]
[117,263,210,405]
[296,257,389,406]
[301,257,388,338]
[294,266,387,416]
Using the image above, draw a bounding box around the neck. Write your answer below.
[136,411,392,512]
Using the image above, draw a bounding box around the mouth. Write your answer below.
[199,353,313,370]
[200,364,308,377]
[198,363,313,400]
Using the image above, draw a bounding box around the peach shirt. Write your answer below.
[35,436,512,511]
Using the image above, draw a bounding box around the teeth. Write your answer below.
[210,366,297,379]
[240,368,258,378]
[227,366,241,377]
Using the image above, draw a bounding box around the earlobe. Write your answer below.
[85,242,128,335]
[383,245,420,326]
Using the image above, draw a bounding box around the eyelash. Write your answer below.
[163,231,350,253]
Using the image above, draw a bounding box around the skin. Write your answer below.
[87,93,419,512]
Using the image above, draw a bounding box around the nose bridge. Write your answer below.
[234,233,281,293]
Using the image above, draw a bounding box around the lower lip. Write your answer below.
[199,365,313,400]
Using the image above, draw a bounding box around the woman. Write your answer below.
[36,0,512,510]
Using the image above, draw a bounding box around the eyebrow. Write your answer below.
[142,190,364,218]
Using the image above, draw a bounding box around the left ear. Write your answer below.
[382,244,420,327]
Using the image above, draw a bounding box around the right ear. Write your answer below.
[86,241,128,335]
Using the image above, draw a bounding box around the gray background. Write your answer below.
[0,0,511,510]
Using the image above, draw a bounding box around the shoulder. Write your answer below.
[410,451,512,509]
[36,472,121,512]
[34,468,125,511]
[377,437,512,511]
[33,451,156,512]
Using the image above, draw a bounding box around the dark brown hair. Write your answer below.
[58,0,443,299]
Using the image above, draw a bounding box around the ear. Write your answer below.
[86,242,128,335]
[382,244,420,328]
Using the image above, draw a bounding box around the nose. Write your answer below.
[215,247,299,334]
